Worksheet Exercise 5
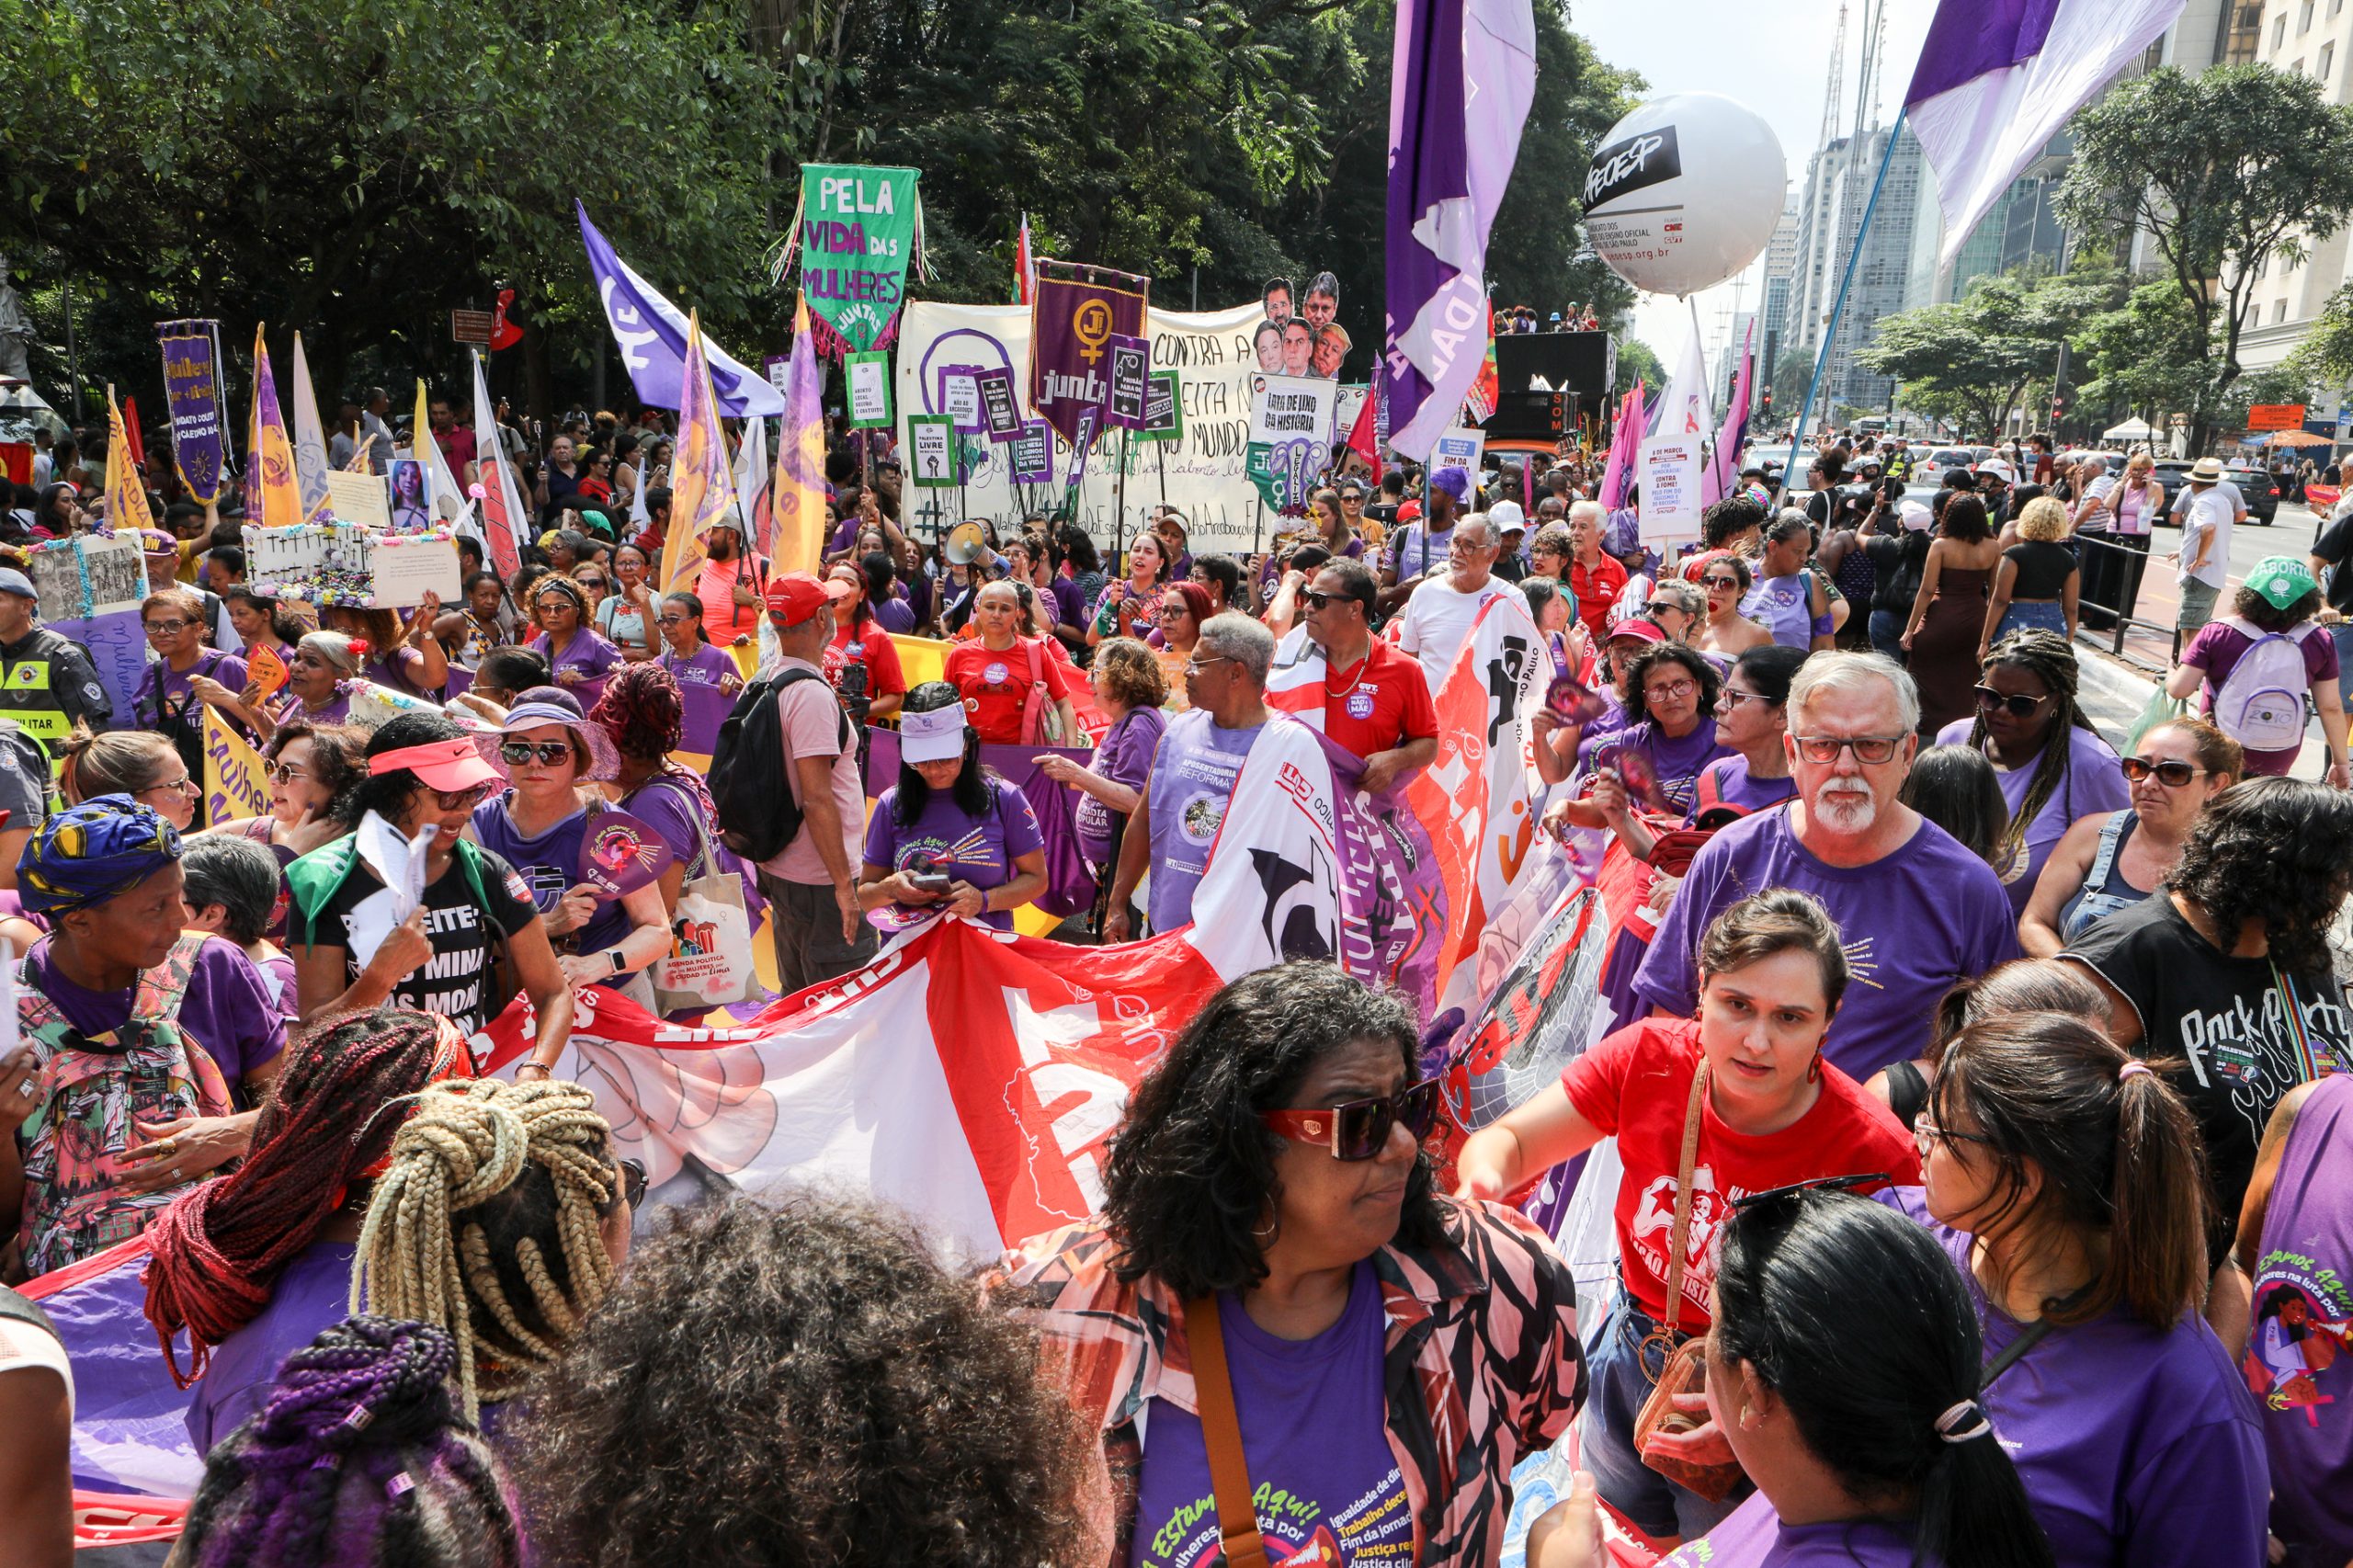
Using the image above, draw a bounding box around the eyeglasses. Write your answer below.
[1792,734,1906,765]
[615,1157,647,1210]
[1718,687,1768,710]
[2121,756,2207,787]
[265,761,309,785]
[1158,603,1190,619]
[142,618,193,636]
[500,739,577,767]
[576,577,608,590]
[1183,654,1230,676]
[1914,1117,1995,1157]
[1259,1080,1440,1160]
[146,774,198,796]
[434,781,495,812]
[1972,686,2052,718]
[1645,678,1699,703]
[654,613,689,626]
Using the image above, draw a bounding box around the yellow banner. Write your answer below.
[888,633,948,690]
[201,707,271,824]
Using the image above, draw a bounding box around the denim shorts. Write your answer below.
[1576,1287,1751,1541]
[1996,599,2068,642]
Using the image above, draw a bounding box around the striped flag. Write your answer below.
[770,295,827,576]
[470,352,525,575]
[656,311,743,597]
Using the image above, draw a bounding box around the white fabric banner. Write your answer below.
[894,301,1272,552]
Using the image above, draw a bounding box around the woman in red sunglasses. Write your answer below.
[1457,889,1920,1548]
[1000,960,1586,1568]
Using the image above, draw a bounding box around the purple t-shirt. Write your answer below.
[271,685,355,728]
[1043,575,1086,633]
[874,595,919,635]
[134,648,250,731]
[1128,1261,1407,1568]
[29,934,286,1098]
[860,778,1044,931]
[660,641,739,693]
[1144,710,1266,934]
[470,796,635,975]
[1633,809,2019,1079]
[1739,573,1813,649]
[1662,1493,1919,1566]
[1574,717,1730,816]
[620,774,709,881]
[2245,1074,2353,1566]
[1877,1187,2268,1568]
[184,1238,356,1454]
[529,628,625,706]
[1689,755,1798,820]
[1077,707,1166,868]
[2182,619,2338,776]
[1934,720,2133,915]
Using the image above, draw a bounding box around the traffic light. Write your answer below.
[1761,387,1774,411]
[2051,391,2069,420]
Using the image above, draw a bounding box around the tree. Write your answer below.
[1768,348,1813,419]
[2054,63,2353,444]
[2288,281,2353,389]
[1859,268,2120,439]
[1613,338,1665,396]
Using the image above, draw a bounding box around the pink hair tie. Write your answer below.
[2118,1062,2154,1083]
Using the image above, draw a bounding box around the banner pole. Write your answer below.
[1156,437,1167,509]
[1115,428,1130,549]
[1777,108,1906,506]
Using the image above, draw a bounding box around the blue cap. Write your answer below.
[0,569,35,599]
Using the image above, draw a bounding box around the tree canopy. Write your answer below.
[1857,269,2120,440]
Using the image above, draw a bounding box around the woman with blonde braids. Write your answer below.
[352,1077,637,1427]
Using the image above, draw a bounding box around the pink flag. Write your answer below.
[1703,323,1755,506]
[1597,382,1644,511]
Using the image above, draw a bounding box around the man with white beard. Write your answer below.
[1631,652,2017,1082]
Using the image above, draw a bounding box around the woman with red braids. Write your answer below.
[142,1007,474,1455]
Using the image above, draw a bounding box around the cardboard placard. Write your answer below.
[1432,426,1484,475]
[1009,421,1055,484]
[908,415,956,488]
[368,534,465,607]
[941,370,983,433]
[27,534,150,619]
[974,367,1023,440]
[325,470,390,528]
[1139,370,1183,444]
[1106,334,1150,429]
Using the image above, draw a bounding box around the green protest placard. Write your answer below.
[1139,370,1184,445]
[907,415,955,488]
[846,351,892,428]
[797,165,922,353]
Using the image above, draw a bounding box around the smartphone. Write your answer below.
[907,871,954,896]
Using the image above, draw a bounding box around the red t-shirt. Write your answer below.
[943,636,1075,744]
[1563,1017,1919,1326]
[1320,637,1439,760]
[825,614,908,699]
[1568,554,1629,642]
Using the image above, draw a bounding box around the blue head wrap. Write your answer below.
[17,795,183,916]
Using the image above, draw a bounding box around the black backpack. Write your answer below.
[710,667,850,863]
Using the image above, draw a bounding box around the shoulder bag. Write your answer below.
[1185,1291,1273,1568]
[1631,1059,1745,1501]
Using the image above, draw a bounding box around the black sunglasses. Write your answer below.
[1972,685,2052,719]
[500,739,577,767]
[616,1157,647,1209]
[1302,588,1360,612]
[1730,1171,1891,1212]
[2120,756,2206,787]
[1259,1080,1440,1161]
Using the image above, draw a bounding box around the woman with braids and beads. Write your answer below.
[352,1076,634,1429]
[1529,1189,2057,1568]
[143,1009,475,1455]
[1886,1010,2266,1566]
[1932,630,2130,917]
[167,1315,523,1568]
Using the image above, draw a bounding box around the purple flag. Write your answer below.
[1703,323,1754,506]
[154,320,228,506]
[1381,0,1537,461]
[23,1237,204,1498]
[1904,0,2182,267]
[576,203,785,416]
[1598,383,1645,511]
[1029,270,1146,444]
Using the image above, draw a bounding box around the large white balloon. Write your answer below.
[1583,94,1788,299]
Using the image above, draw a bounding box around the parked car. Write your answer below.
[2151,459,2195,518]
[2223,465,2279,525]
[1915,447,1977,486]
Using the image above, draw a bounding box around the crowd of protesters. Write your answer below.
[0,402,2345,1568]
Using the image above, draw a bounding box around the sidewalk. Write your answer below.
[2070,636,2334,779]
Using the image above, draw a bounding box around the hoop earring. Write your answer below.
[1805,1049,1824,1085]
[1253,1213,1279,1245]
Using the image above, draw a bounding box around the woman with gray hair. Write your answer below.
[259,631,367,736]
[1103,612,1276,942]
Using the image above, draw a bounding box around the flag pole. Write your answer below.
[1776,108,1907,506]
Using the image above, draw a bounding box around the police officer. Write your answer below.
[0,568,114,761]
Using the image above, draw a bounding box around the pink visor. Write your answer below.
[369,737,503,792]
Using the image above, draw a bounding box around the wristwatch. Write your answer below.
[606,948,628,975]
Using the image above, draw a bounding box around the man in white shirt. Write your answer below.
[1396,513,1512,690]
[2170,456,2244,633]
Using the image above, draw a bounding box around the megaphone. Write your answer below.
[945,521,988,565]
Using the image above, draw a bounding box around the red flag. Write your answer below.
[121,396,148,475]
[1015,215,1034,307]
[1346,382,1380,472]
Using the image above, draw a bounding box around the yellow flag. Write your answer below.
[105,387,155,536]
[769,295,827,577]
[657,311,743,598]
[246,325,302,528]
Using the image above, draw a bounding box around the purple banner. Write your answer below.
[155,319,227,506]
[576,203,785,417]
[25,1239,203,1498]
[48,610,148,723]
[1028,271,1146,444]
[1311,726,1447,1023]
[679,679,734,756]
[866,727,1099,917]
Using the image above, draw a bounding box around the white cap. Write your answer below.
[901,702,970,764]
[1488,498,1528,533]
[1900,500,1933,531]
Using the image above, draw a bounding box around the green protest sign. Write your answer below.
[846,352,892,428]
[1138,370,1184,445]
[907,415,955,488]
[797,164,922,352]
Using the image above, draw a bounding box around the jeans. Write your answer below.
[756,869,878,997]
[1578,1287,1752,1541]
[2179,577,2222,633]
[1868,608,1907,663]
[1995,599,2069,642]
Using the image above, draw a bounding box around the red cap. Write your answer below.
[1397,500,1424,524]
[765,570,856,625]
[1608,618,1665,646]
